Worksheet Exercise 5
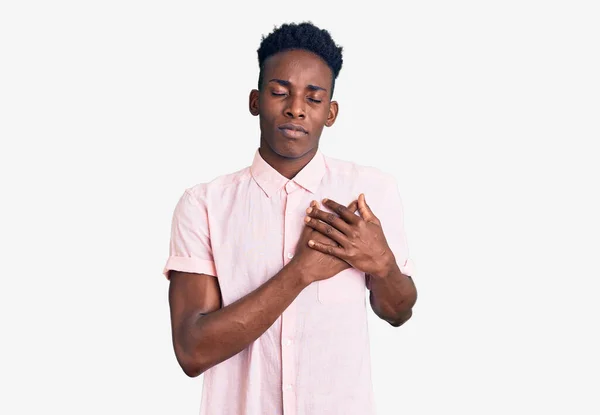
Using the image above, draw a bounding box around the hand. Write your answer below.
[304,194,395,278]
[290,200,359,285]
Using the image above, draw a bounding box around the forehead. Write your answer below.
[262,49,332,87]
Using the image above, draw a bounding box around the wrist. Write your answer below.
[371,253,398,280]
[286,259,314,287]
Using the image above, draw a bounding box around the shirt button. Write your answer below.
[285,338,293,346]
[287,252,294,259]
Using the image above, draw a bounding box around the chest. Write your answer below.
[208,181,358,305]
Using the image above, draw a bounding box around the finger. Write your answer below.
[314,202,342,243]
[299,217,313,239]
[300,204,317,238]
[301,200,319,235]
[318,238,339,247]
[321,198,361,225]
[358,193,379,224]
[347,200,358,214]
[307,206,354,236]
[304,215,347,246]
[308,239,346,258]
[308,229,340,246]
[306,201,340,246]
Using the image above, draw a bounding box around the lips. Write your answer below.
[278,123,308,134]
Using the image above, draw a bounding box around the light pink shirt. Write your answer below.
[163,149,414,415]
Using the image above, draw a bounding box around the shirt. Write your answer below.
[163,149,415,415]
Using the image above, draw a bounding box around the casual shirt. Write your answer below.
[163,149,415,415]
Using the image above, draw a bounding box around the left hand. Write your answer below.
[304,194,396,277]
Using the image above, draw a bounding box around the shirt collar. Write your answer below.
[250,148,327,197]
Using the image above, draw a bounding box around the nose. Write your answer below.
[284,95,306,119]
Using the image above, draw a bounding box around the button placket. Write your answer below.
[281,185,301,415]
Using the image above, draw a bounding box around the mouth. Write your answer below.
[278,123,308,137]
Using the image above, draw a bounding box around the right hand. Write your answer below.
[290,200,359,285]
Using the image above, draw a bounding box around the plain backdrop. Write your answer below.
[1,1,599,414]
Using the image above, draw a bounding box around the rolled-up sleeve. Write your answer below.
[162,188,217,279]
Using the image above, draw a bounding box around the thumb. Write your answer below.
[347,199,359,214]
[358,193,377,222]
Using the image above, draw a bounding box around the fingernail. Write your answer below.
[304,216,311,223]
[322,198,328,203]
[308,240,315,246]
[306,207,312,214]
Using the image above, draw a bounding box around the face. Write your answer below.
[249,49,339,160]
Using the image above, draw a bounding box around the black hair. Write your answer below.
[257,22,343,98]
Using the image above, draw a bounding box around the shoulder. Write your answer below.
[323,154,396,185]
[184,166,253,203]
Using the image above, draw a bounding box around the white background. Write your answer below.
[1,1,599,414]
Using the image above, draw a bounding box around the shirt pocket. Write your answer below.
[318,268,366,304]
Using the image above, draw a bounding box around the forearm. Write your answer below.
[179,264,309,376]
[369,259,417,327]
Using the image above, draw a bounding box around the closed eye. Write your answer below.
[308,98,322,103]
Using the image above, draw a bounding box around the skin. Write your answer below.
[249,49,339,179]
[168,49,417,378]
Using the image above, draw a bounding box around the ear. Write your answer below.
[325,100,339,127]
[249,89,260,116]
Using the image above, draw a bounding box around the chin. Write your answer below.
[269,137,313,160]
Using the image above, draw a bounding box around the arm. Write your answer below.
[366,260,417,327]
[169,267,306,378]
[168,214,350,377]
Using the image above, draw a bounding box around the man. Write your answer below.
[163,22,417,415]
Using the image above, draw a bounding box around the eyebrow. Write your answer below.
[268,78,327,93]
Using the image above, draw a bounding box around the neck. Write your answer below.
[258,144,318,180]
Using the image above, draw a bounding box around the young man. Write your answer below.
[163,22,417,415]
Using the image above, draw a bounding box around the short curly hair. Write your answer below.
[257,22,344,98]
